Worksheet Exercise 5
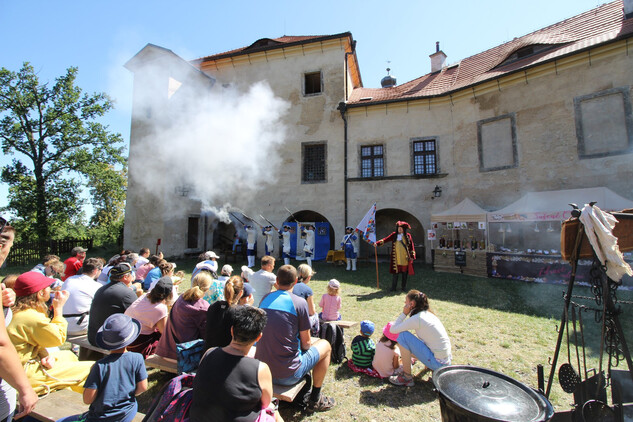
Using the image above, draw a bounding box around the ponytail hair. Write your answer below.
[406,289,431,316]
[182,271,212,303]
[224,275,244,306]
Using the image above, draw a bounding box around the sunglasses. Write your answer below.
[0,216,7,234]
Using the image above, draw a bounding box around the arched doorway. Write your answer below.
[284,210,336,254]
[359,208,425,263]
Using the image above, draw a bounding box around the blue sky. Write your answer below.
[0,0,604,213]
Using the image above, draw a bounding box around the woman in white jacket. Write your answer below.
[388,290,451,386]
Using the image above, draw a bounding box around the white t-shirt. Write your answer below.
[61,274,102,335]
[390,311,452,361]
[249,269,277,306]
[135,256,149,269]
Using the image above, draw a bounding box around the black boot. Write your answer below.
[391,274,398,291]
[401,273,408,292]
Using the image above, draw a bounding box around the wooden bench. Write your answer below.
[66,334,110,355]
[29,388,144,422]
[332,320,358,329]
[144,355,306,402]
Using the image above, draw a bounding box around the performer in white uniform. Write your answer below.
[245,225,257,268]
[341,226,359,271]
[279,225,292,266]
[301,224,316,267]
[262,226,275,257]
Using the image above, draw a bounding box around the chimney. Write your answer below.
[625,0,633,19]
[429,41,447,73]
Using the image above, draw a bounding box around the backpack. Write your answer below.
[143,373,194,422]
[319,322,346,364]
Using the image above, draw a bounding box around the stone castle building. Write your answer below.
[123,1,633,262]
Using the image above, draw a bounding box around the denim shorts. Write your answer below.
[274,346,320,386]
[397,331,451,371]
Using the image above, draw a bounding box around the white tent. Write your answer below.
[487,187,633,222]
[431,198,488,222]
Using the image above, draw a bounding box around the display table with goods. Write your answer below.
[430,198,488,277]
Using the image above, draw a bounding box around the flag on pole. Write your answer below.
[355,203,377,245]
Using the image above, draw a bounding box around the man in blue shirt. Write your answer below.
[255,265,335,413]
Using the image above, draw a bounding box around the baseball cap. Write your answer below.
[361,320,375,336]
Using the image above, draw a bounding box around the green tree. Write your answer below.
[0,63,127,243]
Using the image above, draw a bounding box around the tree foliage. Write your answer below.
[0,63,127,244]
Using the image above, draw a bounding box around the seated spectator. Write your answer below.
[203,264,233,306]
[191,306,282,422]
[372,322,402,378]
[249,256,276,306]
[135,254,161,284]
[7,272,93,394]
[241,265,254,282]
[124,277,173,358]
[135,248,151,269]
[97,254,123,285]
[62,247,87,281]
[88,263,139,348]
[217,264,233,282]
[293,264,319,335]
[319,279,342,321]
[31,255,65,280]
[351,321,376,368]
[61,258,103,337]
[155,272,211,361]
[191,251,219,279]
[204,277,256,351]
[255,265,335,413]
[58,314,148,422]
[388,290,451,387]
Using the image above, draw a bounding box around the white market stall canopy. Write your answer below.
[431,198,488,223]
[487,187,633,222]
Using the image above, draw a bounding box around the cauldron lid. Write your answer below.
[433,365,554,422]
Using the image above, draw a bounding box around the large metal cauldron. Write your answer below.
[432,366,554,422]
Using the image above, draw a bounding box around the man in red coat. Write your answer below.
[376,221,416,292]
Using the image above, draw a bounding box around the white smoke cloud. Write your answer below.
[128,56,290,220]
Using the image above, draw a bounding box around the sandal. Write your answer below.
[306,395,336,413]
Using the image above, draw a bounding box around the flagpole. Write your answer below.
[374,244,379,289]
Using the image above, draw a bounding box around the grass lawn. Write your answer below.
[4,253,632,421]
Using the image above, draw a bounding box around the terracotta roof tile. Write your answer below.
[348,1,632,106]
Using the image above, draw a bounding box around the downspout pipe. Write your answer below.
[338,101,348,228]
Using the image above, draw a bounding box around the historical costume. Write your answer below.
[262,226,275,256]
[301,225,315,267]
[341,226,359,271]
[375,221,416,291]
[279,225,292,266]
[245,225,257,268]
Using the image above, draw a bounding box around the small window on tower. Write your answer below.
[304,71,322,96]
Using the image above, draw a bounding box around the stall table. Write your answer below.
[432,249,488,278]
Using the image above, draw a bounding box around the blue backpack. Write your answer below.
[143,374,194,422]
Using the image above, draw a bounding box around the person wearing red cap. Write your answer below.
[375,221,416,292]
[0,223,38,420]
[6,272,93,395]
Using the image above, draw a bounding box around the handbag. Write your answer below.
[176,339,205,374]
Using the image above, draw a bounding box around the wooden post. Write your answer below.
[374,244,379,289]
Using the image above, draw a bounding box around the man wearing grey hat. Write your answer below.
[88,262,138,349]
[62,246,87,281]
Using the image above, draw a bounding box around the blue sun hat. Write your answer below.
[95,313,141,350]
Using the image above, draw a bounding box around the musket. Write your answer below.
[240,212,263,229]
[229,212,246,226]
[260,214,280,232]
[284,206,299,223]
